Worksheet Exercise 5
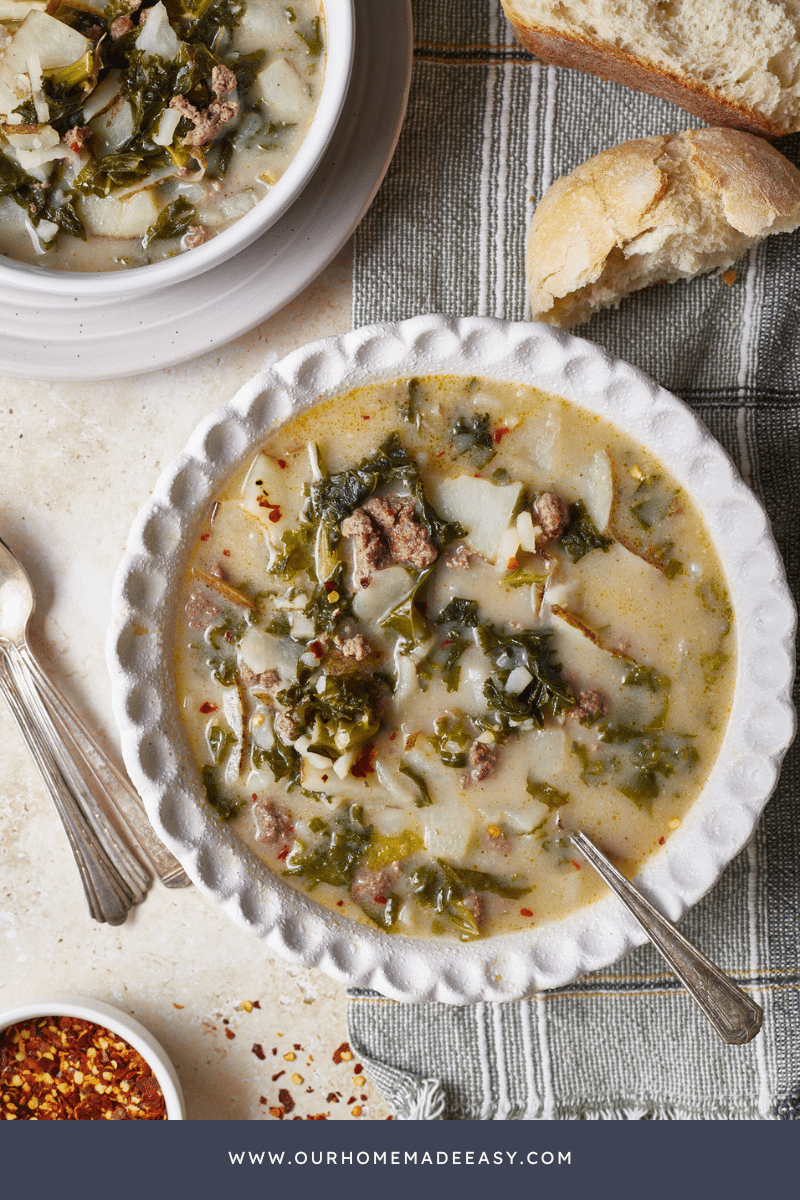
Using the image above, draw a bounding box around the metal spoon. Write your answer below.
[563,824,763,1044]
[0,535,188,924]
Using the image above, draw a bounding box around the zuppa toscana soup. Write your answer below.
[0,0,324,270]
[175,376,736,940]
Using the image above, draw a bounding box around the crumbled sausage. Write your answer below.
[533,492,569,541]
[363,496,438,569]
[170,66,239,147]
[184,590,220,631]
[341,507,391,589]
[467,740,499,782]
[240,664,281,703]
[183,224,211,249]
[462,890,488,927]
[274,711,301,743]
[443,542,470,570]
[570,688,609,721]
[350,863,401,906]
[110,15,134,38]
[252,800,293,845]
[64,125,92,152]
[333,633,372,661]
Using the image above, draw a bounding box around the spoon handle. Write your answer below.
[569,829,763,1045]
[21,646,190,889]
[0,645,150,925]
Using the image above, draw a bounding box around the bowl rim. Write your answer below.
[0,995,185,1118]
[107,314,797,1004]
[0,0,355,298]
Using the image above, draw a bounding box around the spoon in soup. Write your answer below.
[0,534,188,924]
[559,820,763,1044]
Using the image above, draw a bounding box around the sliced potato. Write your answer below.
[430,475,523,562]
[257,57,311,123]
[77,188,161,238]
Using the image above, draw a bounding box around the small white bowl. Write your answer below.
[0,996,185,1119]
[108,315,796,1004]
[0,0,354,300]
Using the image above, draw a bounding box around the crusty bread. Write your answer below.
[526,128,800,327]
[501,1,800,137]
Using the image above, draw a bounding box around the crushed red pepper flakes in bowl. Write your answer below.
[0,1016,166,1121]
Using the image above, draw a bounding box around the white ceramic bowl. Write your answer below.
[0,0,354,300]
[107,315,796,1003]
[0,996,185,1118]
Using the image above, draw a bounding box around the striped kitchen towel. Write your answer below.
[347,0,800,1120]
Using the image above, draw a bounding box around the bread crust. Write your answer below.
[506,20,784,139]
[526,128,800,326]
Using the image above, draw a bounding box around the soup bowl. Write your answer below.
[0,0,354,300]
[107,315,795,1003]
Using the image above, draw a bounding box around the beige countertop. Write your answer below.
[0,244,391,1121]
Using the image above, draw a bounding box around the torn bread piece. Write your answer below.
[500,0,800,138]
[526,127,800,328]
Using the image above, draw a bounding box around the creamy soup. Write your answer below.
[0,0,324,270]
[175,377,736,940]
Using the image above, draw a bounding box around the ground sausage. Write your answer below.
[467,740,499,782]
[443,542,470,570]
[252,799,293,845]
[363,496,438,569]
[240,664,281,704]
[333,633,372,661]
[350,863,401,906]
[184,591,220,632]
[570,688,609,722]
[533,491,569,541]
[341,507,391,589]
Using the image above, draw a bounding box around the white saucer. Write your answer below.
[0,0,412,382]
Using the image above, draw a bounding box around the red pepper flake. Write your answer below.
[493,426,511,444]
[259,1096,267,1105]
[389,732,396,741]
[374,895,387,905]
[0,1016,167,1121]
[251,793,258,801]
[252,1044,266,1060]
[293,1044,301,1051]
[200,533,210,541]
[278,1088,295,1113]
[277,460,287,469]
[277,847,290,861]
[307,1113,328,1120]
[520,908,533,918]
[362,414,370,419]
[327,1093,339,1103]
[256,496,283,524]
[224,630,233,642]
[308,640,325,659]
[271,1048,277,1056]
[354,1064,363,1074]
[271,1070,285,1082]
[435,450,446,458]
[173,1003,184,1009]
[222,549,231,557]
[347,1095,356,1105]
[199,701,217,714]
[507,557,520,570]
[332,1042,351,1064]
[351,743,376,778]
[321,774,329,783]
[270,1107,284,1120]
[570,860,581,870]
[336,900,344,907]
[225,1029,235,1040]
[659,836,666,845]
[253,1001,261,1009]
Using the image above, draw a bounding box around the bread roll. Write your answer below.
[501,1,800,138]
[526,128,800,328]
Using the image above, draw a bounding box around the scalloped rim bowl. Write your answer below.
[0,0,354,299]
[108,315,796,1003]
[0,996,185,1118]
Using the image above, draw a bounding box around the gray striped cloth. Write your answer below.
[347,0,800,1119]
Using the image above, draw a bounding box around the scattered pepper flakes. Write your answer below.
[327,1093,339,1103]
[520,908,533,918]
[354,1063,363,1073]
[270,1106,284,1120]
[259,1096,267,1105]
[721,269,737,286]
[293,1043,301,1051]
[658,836,666,846]
[347,1095,356,1104]
[570,860,581,870]
[199,701,217,714]
[0,1017,166,1121]
[332,1042,351,1064]
[225,1029,236,1040]
[173,1003,184,1010]
[271,1070,285,1082]
[278,1088,295,1113]
[252,1044,266,1061]
[253,1001,261,1010]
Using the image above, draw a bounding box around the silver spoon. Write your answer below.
[563,823,763,1044]
[0,535,188,924]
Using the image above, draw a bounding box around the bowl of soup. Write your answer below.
[0,0,353,296]
[108,315,795,1002]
